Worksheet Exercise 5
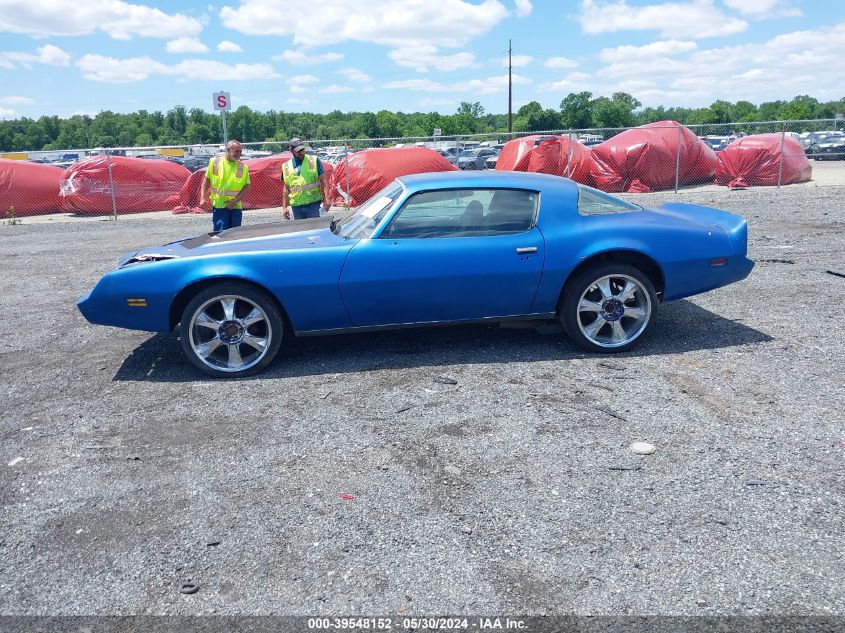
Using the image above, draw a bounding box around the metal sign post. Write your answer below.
[213,91,232,146]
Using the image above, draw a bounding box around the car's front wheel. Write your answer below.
[560,263,657,353]
[179,282,283,378]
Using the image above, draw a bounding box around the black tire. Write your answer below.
[560,263,657,353]
[179,282,284,378]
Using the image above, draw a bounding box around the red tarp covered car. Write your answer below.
[715,134,812,188]
[60,156,189,214]
[590,121,717,192]
[330,147,458,207]
[0,159,63,217]
[496,135,593,184]
[173,153,335,214]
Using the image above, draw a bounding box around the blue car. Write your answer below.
[78,172,753,377]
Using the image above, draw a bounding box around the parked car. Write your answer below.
[578,134,604,147]
[701,135,736,152]
[436,147,461,165]
[182,155,210,172]
[805,133,845,160]
[78,171,753,377]
[457,147,499,170]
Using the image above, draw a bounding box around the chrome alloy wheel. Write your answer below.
[576,273,652,348]
[187,294,272,373]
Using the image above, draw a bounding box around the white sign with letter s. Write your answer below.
[213,92,231,111]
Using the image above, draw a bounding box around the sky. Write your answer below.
[1,0,843,120]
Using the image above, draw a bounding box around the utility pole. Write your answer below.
[507,39,513,133]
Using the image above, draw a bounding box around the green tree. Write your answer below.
[591,92,641,128]
[560,92,594,129]
[511,101,559,131]
[778,95,819,120]
[185,122,211,144]
[375,110,401,138]
[134,133,154,147]
[757,100,785,120]
[732,100,758,121]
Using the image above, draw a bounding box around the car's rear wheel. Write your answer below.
[560,263,657,353]
[179,282,283,378]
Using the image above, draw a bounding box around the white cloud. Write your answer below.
[587,21,845,106]
[289,74,319,84]
[496,54,533,68]
[732,68,766,80]
[166,37,209,54]
[0,96,34,105]
[721,0,801,16]
[539,79,581,92]
[419,98,456,107]
[38,45,71,66]
[544,56,578,69]
[220,0,510,48]
[76,54,280,83]
[389,45,477,72]
[337,67,371,82]
[319,84,354,94]
[513,0,532,17]
[272,49,344,64]
[0,0,203,40]
[217,41,243,52]
[384,79,443,92]
[578,0,747,39]
[384,73,530,96]
[598,39,697,63]
[220,1,532,77]
[0,44,71,70]
[287,74,320,94]
[0,107,17,118]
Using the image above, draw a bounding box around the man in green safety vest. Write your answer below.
[200,140,251,231]
[281,137,330,220]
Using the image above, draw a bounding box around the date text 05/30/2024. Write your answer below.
[307,617,528,630]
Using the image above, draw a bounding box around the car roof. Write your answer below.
[397,170,580,194]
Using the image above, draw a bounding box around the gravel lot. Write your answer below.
[0,184,843,617]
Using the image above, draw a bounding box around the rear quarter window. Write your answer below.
[577,184,641,216]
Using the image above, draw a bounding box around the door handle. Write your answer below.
[516,246,538,255]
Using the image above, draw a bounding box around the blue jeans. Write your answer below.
[292,201,322,220]
[212,207,243,231]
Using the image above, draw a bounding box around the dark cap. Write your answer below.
[289,137,306,152]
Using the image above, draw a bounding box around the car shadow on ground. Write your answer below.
[112,299,773,383]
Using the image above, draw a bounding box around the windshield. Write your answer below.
[459,149,479,157]
[334,181,405,239]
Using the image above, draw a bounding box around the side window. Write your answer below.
[577,184,641,216]
[381,188,537,238]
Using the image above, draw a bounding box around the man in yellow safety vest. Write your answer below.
[281,137,330,220]
[201,140,251,231]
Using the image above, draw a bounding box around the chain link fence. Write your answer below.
[3,119,843,220]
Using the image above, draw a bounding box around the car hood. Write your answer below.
[118,217,348,267]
